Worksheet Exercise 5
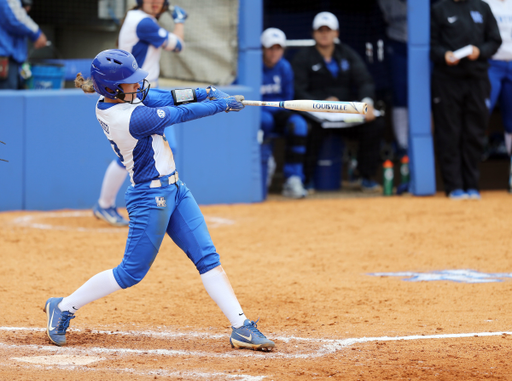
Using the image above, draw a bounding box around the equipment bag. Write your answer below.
[0,57,9,79]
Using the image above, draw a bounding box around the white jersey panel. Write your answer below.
[119,10,162,84]
[152,133,175,179]
[95,99,175,186]
[484,0,512,61]
[96,101,138,184]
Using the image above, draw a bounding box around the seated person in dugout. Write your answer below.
[260,27,309,199]
[292,11,385,192]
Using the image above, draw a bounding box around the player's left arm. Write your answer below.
[142,86,231,107]
[130,97,242,138]
[162,32,184,53]
[142,88,208,107]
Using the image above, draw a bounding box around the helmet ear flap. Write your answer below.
[115,89,126,101]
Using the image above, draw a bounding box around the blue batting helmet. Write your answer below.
[90,49,149,101]
[136,0,169,7]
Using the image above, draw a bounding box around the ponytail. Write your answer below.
[74,73,95,94]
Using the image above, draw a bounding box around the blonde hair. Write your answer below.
[74,73,95,94]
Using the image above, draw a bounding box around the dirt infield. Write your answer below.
[1,191,512,380]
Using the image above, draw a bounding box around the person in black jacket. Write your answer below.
[431,0,501,199]
[292,12,385,193]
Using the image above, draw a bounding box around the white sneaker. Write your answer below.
[282,176,308,198]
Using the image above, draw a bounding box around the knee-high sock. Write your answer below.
[200,266,246,328]
[58,269,122,313]
[505,133,512,156]
[98,160,128,209]
[392,107,409,151]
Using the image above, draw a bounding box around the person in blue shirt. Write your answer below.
[92,0,187,226]
[44,49,275,352]
[0,0,47,89]
[260,28,309,199]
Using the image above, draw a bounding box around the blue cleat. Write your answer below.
[466,189,481,200]
[93,203,129,226]
[44,297,75,346]
[230,319,275,351]
[449,189,468,200]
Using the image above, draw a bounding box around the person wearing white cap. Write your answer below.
[292,11,384,193]
[259,27,309,199]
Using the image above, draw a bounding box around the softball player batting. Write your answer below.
[93,0,187,226]
[44,49,275,352]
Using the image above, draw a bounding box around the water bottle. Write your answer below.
[383,160,394,196]
[400,155,410,184]
[377,39,384,62]
[366,42,374,64]
[20,62,31,79]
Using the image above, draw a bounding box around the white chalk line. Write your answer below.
[12,355,103,366]
[1,326,511,360]
[2,360,264,381]
[9,211,235,232]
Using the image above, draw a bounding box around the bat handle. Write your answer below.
[241,100,260,106]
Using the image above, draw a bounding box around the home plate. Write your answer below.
[12,355,103,366]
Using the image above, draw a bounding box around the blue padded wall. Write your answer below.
[23,90,109,210]
[0,86,260,211]
[0,92,25,211]
[408,1,436,196]
[237,0,263,201]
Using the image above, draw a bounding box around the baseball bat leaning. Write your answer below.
[241,100,367,114]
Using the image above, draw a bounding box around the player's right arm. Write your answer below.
[169,5,187,42]
[129,99,235,139]
[136,17,184,53]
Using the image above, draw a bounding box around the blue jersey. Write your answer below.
[119,10,182,84]
[95,88,226,185]
[261,58,294,105]
[0,0,41,63]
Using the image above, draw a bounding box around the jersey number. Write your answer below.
[108,139,125,162]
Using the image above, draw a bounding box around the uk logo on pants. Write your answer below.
[155,197,166,207]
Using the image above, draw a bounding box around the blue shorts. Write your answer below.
[113,173,221,288]
[488,59,512,133]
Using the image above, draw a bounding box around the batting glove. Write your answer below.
[225,95,245,113]
[171,6,188,23]
[207,85,230,100]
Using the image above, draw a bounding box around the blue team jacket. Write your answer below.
[0,0,41,63]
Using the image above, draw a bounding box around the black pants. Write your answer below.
[431,74,490,194]
[304,117,385,185]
